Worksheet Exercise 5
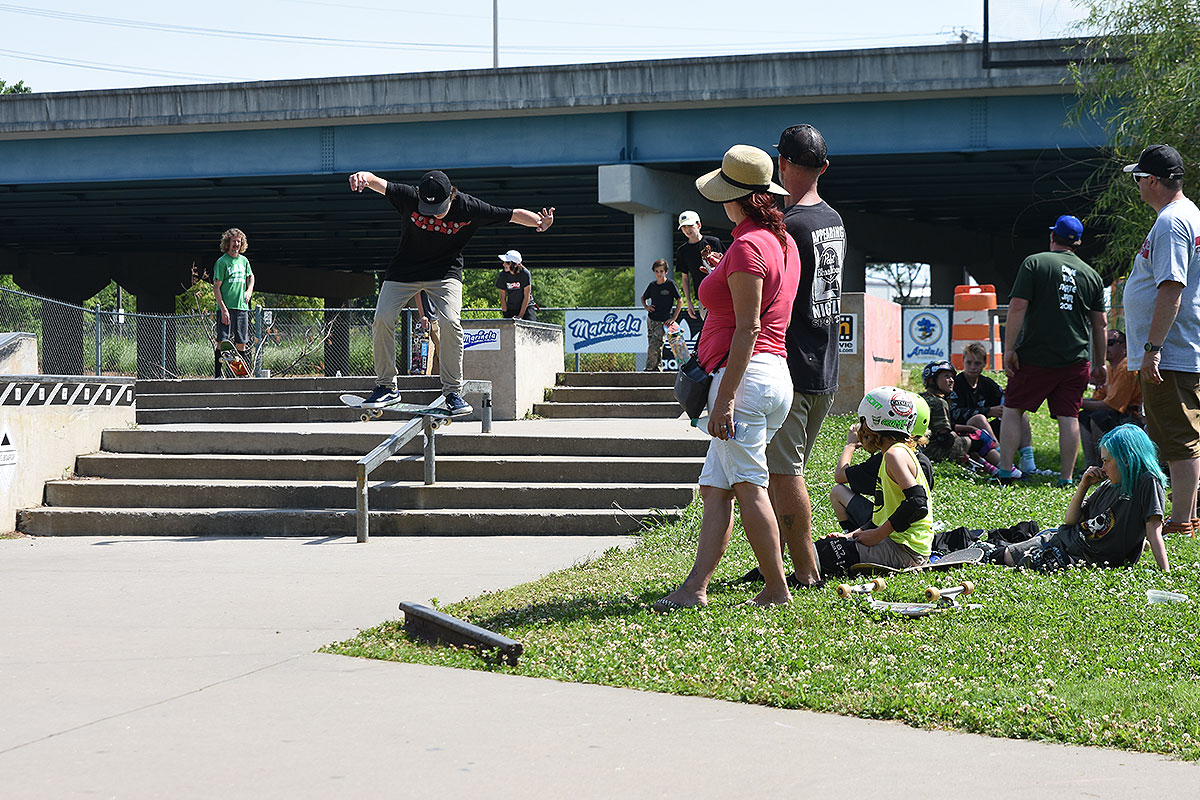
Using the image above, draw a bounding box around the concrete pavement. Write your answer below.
[1,533,1195,799]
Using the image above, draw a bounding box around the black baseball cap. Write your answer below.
[773,124,828,168]
[417,170,453,216]
[1123,144,1185,180]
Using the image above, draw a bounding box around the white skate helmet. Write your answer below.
[858,386,919,436]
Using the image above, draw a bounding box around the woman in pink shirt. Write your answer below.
[655,145,800,611]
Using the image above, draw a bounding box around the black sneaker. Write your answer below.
[736,566,764,584]
[444,392,472,416]
[362,385,401,407]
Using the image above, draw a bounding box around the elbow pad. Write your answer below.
[888,485,929,532]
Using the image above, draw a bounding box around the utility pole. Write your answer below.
[493,0,499,69]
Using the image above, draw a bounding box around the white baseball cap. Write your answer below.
[677,210,700,228]
[498,249,522,263]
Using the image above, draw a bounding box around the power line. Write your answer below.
[0,47,240,81]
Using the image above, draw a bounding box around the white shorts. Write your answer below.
[698,353,793,489]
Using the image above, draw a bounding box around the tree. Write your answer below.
[1068,0,1200,279]
[1,79,31,94]
[866,262,928,305]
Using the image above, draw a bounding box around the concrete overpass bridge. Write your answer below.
[0,39,1105,316]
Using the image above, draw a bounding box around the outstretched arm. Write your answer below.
[511,207,555,232]
[348,171,387,195]
[1146,517,1170,570]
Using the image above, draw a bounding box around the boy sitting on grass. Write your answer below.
[813,387,933,576]
[981,424,1170,571]
[921,359,1016,479]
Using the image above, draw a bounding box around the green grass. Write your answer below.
[323,408,1200,759]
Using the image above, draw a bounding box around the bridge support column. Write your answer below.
[843,244,867,294]
[324,299,351,377]
[930,262,964,305]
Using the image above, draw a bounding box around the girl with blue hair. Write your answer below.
[986,424,1170,571]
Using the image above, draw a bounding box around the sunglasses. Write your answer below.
[1107,338,1123,345]
[1132,172,1153,183]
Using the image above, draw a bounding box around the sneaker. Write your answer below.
[976,539,1005,564]
[444,391,472,417]
[362,385,401,407]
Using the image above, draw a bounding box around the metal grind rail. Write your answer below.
[355,380,492,543]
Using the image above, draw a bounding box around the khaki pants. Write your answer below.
[374,279,463,394]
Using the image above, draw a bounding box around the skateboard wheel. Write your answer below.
[872,578,886,592]
[836,583,851,598]
[960,580,974,596]
[360,413,370,422]
[924,586,941,602]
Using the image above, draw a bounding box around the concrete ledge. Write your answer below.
[0,333,37,375]
[0,375,135,534]
[463,319,563,420]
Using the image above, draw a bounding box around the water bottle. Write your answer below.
[730,420,749,441]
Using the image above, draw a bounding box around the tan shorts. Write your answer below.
[1141,369,1200,461]
[766,391,836,476]
[855,536,927,570]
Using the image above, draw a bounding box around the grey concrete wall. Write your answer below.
[462,320,563,420]
[0,333,38,375]
[0,377,135,534]
[0,41,1074,139]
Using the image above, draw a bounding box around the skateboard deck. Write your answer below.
[866,597,983,618]
[410,328,431,375]
[340,394,454,423]
[849,546,985,576]
[218,339,250,377]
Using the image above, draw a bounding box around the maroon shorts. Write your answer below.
[1003,361,1090,418]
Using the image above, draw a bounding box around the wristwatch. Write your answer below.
[1145,342,1163,352]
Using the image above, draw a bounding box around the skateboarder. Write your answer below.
[980,424,1170,571]
[349,169,554,413]
[812,387,934,577]
[212,228,255,379]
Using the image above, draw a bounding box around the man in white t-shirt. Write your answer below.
[1121,143,1200,535]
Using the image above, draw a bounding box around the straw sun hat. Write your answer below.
[695,144,788,203]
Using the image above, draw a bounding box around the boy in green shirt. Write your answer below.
[212,228,255,378]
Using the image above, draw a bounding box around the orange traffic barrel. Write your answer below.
[950,284,1003,369]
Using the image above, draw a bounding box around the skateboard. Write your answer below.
[340,394,454,424]
[848,546,985,576]
[410,327,431,375]
[866,581,979,618]
[218,339,251,378]
[836,577,886,598]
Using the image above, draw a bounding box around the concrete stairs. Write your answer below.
[135,376,448,424]
[18,425,705,537]
[533,372,683,419]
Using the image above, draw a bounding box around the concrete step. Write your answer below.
[17,507,677,537]
[548,387,677,403]
[136,389,444,410]
[136,406,377,424]
[136,376,440,395]
[100,429,711,458]
[555,372,676,388]
[43,479,697,510]
[533,402,683,419]
[75,453,706,483]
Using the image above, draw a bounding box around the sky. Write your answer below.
[0,0,1091,94]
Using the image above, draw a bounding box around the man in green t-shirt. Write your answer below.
[212,228,255,378]
[998,215,1107,486]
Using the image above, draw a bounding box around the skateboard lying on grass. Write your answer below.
[848,545,985,576]
[339,393,454,424]
[866,581,980,618]
[218,339,251,378]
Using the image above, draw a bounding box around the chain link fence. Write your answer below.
[1,288,645,377]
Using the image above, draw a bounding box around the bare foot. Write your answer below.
[653,588,707,613]
[749,588,790,607]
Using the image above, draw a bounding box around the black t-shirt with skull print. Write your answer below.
[1072,471,1165,566]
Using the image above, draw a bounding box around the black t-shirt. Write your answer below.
[674,234,724,298]
[1074,472,1166,566]
[950,373,1004,426]
[495,267,532,314]
[383,182,513,282]
[781,201,846,394]
[642,279,681,322]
